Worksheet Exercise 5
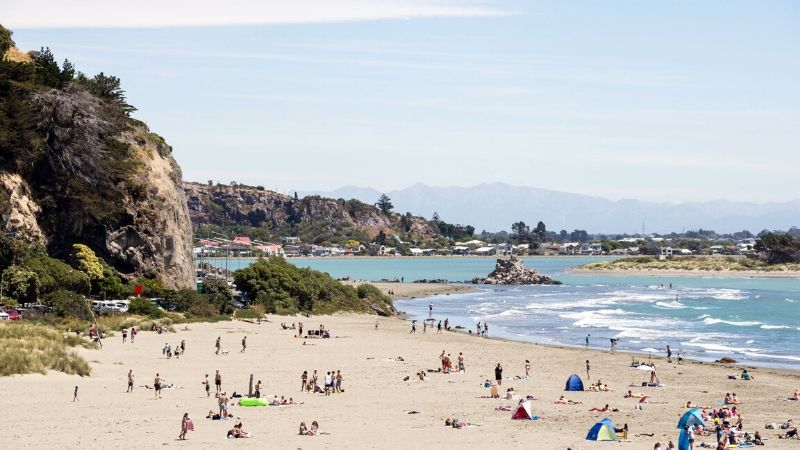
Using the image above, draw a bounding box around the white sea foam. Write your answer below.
[702,317,761,327]
[759,324,794,330]
[682,341,761,354]
[654,300,686,310]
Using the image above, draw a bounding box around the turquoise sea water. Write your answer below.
[200,257,800,370]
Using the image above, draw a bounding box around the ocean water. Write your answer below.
[200,257,800,370]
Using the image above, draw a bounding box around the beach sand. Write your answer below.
[3,313,799,449]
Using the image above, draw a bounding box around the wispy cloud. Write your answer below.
[5,0,511,29]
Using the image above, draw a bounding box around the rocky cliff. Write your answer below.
[185,182,439,244]
[0,32,194,289]
[473,256,561,285]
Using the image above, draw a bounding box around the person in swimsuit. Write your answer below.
[73,386,78,402]
[203,374,210,397]
[301,371,308,391]
[122,328,127,343]
[127,369,134,392]
[215,336,221,355]
[215,370,222,393]
[525,360,531,376]
[241,336,247,353]
[495,363,503,386]
[154,373,162,398]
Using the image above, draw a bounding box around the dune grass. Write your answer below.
[0,322,93,377]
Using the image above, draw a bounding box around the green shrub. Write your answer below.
[128,297,162,318]
[44,289,91,319]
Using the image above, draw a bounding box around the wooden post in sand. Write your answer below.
[248,374,253,397]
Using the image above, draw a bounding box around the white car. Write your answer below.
[0,311,9,320]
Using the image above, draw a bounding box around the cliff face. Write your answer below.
[0,52,194,288]
[185,182,438,243]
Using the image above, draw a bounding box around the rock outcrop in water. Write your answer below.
[473,256,562,285]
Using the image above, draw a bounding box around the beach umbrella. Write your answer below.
[586,418,619,441]
[677,409,705,429]
[678,428,690,450]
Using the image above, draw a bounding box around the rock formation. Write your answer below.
[184,182,439,242]
[473,256,562,285]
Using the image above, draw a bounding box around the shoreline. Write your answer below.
[572,267,800,278]
[3,313,799,448]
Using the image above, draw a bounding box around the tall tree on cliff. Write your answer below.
[376,194,393,215]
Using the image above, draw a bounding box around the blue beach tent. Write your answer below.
[678,428,690,450]
[677,408,705,429]
[565,374,584,391]
[586,418,619,441]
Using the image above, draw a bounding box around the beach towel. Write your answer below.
[185,419,195,431]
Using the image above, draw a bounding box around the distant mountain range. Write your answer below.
[300,183,800,234]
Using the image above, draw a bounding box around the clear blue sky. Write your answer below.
[7,1,799,202]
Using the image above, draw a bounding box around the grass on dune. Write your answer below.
[0,322,93,377]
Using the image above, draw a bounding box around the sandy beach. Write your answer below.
[573,268,800,278]
[3,310,799,449]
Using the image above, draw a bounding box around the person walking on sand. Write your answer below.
[437,321,442,334]
[484,322,488,337]
[179,413,193,440]
[122,328,127,343]
[215,336,221,355]
[666,345,672,363]
[73,386,78,402]
[586,360,591,380]
[127,369,135,393]
[375,320,379,331]
[241,336,247,353]
[301,371,308,392]
[154,373,162,398]
[410,321,416,334]
[525,360,531,377]
[215,370,222,393]
[495,363,503,386]
[423,321,427,334]
[458,352,465,372]
[130,327,136,343]
[203,374,211,397]
[180,340,185,354]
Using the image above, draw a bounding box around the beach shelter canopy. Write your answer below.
[565,374,584,391]
[677,409,705,429]
[586,418,619,441]
[512,400,534,420]
[678,428,690,450]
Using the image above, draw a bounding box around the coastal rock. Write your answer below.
[184,182,439,241]
[475,256,562,285]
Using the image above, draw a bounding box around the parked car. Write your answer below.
[0,311,9,320]
[3,309,21,320]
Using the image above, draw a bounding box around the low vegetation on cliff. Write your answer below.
[581,255,800,273]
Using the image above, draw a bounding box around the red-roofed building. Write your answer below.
[232,236,252,246]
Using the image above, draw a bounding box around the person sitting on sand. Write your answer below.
[303,421,318,435]
[299,422,309,435]
[740,369,753,380]
[791,389,800,401]
[723,393,734,404]
[505,387,515,400]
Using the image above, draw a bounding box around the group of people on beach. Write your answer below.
[161,340,186,359]
[300,369,344,395]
